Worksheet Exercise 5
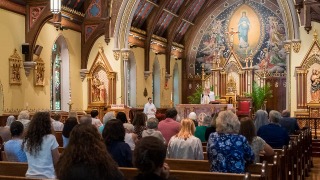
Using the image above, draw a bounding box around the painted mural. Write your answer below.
[191,1,286,75]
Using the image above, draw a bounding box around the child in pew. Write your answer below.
[133,136,176,180]
[22,112,60,179]
[167,118,203,160]
[55,124,124,180]
[239,117,274,163]
[4,121,27,162]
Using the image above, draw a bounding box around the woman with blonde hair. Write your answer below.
[167,118,203,160]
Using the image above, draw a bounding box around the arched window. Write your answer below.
[173,63,180,106]
[128,52,137,107]
[51,36,70,111]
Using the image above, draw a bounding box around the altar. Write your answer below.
[176,104,232,122]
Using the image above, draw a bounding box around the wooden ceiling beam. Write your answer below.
[144,0,170,72]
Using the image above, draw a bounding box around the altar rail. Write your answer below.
[296,117,320,139]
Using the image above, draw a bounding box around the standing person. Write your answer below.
[158,108,181,144]
[167,118,203,160]
[91,110,103,128]
[55,124,124,180]
[143,97,157,119]
[4,121,27,162]
[23,112,60,179]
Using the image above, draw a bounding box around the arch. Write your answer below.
[128,51,137,107]
[153,56,161,108]
[51,35,70,111]
[173,62,180,106]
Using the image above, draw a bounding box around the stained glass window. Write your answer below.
[51,43,62,110]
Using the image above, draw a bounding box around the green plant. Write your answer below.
[187,86,203,104]
[252,81,272,111]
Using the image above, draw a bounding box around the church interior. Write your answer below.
[0,0,320,179]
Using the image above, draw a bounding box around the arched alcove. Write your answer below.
[51,35,70,111]
[153,56,161,107]
[129,51,137,107]
[173,62,180,106]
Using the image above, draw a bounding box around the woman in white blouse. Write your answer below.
[167,118,203,160]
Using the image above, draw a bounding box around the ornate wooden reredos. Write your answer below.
[87,46,116,108]
[209,51,254,98]
[296,30,320,110]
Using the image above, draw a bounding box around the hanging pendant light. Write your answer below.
[50,0,61,14]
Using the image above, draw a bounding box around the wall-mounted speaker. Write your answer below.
[22,43,30,54]
[34,45,43,56]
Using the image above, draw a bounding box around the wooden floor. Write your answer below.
[306,157,320,180]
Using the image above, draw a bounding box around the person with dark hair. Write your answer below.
[4,121,27,162]
[52,113,64,131]
[117,112,128,124]
[91,110,103,128]
[62,117,78,148]
[204,112,218,141]
[56,124,124,180]
[132,112,147,140]
[133,136,173,180]
[158,108,181,144]
[279,110,300,135]
[23,111,60,179]
[143,97,157,119]
[239,117,274,163]
[257,110,290,149]
[102,119,132,167]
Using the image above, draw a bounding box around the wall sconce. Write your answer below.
[50,0,61,14]
[113,48,120,60]
[144,71,151,80]
[121,48,130,61]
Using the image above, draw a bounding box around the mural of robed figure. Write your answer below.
[238,11,250,49]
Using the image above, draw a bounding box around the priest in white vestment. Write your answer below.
[201,87,215,104]
[143,97,157,119]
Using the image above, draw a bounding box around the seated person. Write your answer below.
[239,117,274,163]
[133,136,173,180]
[55,124,124,180]
[279,110,300,135]
[62,117,78,148]
[4,121,27,162]
[195,116,211,142]
[52,113,64,131]
[167,118,203,160]
[142,118,166,144]
[257,110,290,149]
[207,110,254,173]
[102,119,132,167]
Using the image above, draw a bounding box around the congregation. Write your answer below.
[0,108,301,179]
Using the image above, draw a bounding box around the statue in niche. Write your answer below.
[92,74,101,102]
[99,82,106,102]
[310,68,320,102]
[12,64,21,82]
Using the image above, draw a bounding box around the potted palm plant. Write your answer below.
[251,81,272,112]
[187,86,203,104]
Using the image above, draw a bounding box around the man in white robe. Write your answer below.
[143,97,157,119]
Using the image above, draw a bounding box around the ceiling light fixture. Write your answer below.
[50,0,61,14]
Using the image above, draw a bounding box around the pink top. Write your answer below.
[158,118,181,144]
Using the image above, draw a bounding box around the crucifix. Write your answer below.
[225,28,239,49]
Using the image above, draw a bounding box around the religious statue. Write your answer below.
[99,82,106,102]
[238,11,250,48]
[310,69,320,102]
[92,74,101,102]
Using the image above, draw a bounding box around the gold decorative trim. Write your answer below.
[34,57,45,86]
[62,5,85,17]
[9,49,22,85]
[292,40,301,53]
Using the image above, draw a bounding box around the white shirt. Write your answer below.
[124,133,135,150]
[52,121,64,131]
[92,118,103,128]
[201,94,211,104]
[209,91,215,101]
[167,135,203,160]
[143,102,157,119]
[24,134,59,179]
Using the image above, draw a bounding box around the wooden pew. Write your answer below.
[0,175,39,180]
[260,154,280,180]
[0,161,27,177]
[119,167,264,180]
[54,131,63,147]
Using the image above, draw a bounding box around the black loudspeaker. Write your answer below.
[34,45,43,56]
[22,43,30,54]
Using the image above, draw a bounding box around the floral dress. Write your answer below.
[207,132,254,173]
